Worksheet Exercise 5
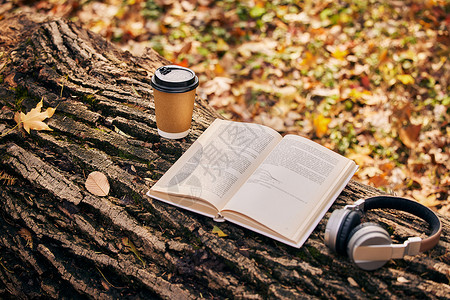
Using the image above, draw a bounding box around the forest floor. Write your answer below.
[3,0,449,216]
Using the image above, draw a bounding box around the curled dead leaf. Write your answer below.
[18,228,33,248]
[85,171,110,197]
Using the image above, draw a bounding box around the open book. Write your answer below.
[147,119,358,247]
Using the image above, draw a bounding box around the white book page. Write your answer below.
[222,135,356,239]
[150,119,282,211]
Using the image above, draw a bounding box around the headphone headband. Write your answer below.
[349,196,442,252]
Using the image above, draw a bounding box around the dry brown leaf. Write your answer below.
[399,124,422,148]
[4,73,17,87]
[368,174,389,188]
[85,171,110,197]
[18,228,33,248]
[15,99,56,134]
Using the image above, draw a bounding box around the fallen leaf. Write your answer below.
[347,277,359,287]
[358,166,383,179]
[331,48,349,60]
[201,77,233,96]
[379,162,395,173]
[347,152,375,167]
[399,124,422,148]
[216,38,229,52]
[122,237,146,266]
[176,58,189,68]
[4,73,17,87]
[300,51,316,68]
[214,63,225,75]
[176,41,192,56]
[360,75,371,89]
[396,74,415,85]
[15,98,56,134]
[313,114,331,138]
[379,49,389,64]
[397,276,410,283]
[85,171,110,196]
[18,228,33,248]
[412,191,441,208]
[368,174,389,188]
[212,225,228,237]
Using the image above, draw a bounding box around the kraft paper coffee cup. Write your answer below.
[151,65,199,139]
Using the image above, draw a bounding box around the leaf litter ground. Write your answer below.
[10,0,449,216]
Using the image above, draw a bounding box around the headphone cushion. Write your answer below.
[347,222,388,242]
[335,210,362,255]
[346,222,392,270]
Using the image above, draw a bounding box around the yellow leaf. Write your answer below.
[212,226,228,237]
[15,99,56,134]
[348,89,371,101]
[214,63,225,75]
[301,51,315,66]
[313,114,331,138]
[217,38,229,52]
[160,24,168,34]
[396,74,415,85]
[85,171,110,197]
[331,48,349,60]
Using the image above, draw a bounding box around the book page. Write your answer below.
[222,135,356,239]
[149,119,282,211]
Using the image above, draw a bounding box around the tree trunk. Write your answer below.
[0,11,448,300]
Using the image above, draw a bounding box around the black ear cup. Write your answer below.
[324,209,363,255]
[335,210,362,255]
[346,223,392,271]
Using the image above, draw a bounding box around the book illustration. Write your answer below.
[247,169,307,204]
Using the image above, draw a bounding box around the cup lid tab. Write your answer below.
[151,65,199,93]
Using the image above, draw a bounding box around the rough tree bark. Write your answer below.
[0,11,448,300]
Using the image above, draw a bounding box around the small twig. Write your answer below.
[0,171,17,185]
[96,266,116,288]
[131,85,140,97]
[60,75,68,98]
[0,258,13,273]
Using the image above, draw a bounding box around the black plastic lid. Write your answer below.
[151,65,199,93]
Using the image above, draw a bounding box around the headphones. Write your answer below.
[324,196,442,271]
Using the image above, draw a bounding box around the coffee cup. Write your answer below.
[151,65,199,139]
